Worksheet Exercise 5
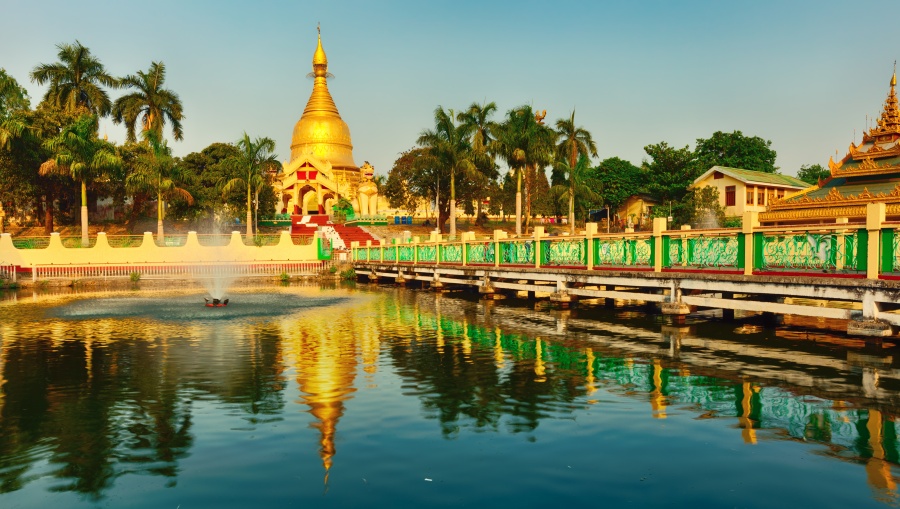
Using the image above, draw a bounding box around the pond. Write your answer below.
[0,284,898,508]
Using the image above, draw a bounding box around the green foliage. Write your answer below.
[339,267,356,280]
[642,142,701,203]
[593,157,644,211]
[681,186,726,228]
[129,271,141,283]
[0,68,30,117]
[219,133,279,237]
[30,40,117,117]
[126,130,193,235]
[112,61,184,142]
[694,130,777,174]
[797,163,830,185]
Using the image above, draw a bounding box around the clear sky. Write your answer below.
[1,0,896,178]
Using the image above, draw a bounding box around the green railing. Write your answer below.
[499,239,535,266]
[345,219,896,279]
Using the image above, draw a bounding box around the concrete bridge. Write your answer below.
[350,205,900,337]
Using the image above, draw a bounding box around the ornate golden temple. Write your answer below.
[275,27,379,216]
[762,70,900,225]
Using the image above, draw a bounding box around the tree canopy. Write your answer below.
[797,163,830,185]
[30,41,118,117]
[694,130,777,173]
[113,61,184,142]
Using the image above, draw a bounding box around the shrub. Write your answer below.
[129,272,141,283]
[340,267,356,280]
[280,271,290,283]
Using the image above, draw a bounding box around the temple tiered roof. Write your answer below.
[762,70,900,224]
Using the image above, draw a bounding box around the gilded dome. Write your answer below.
[290,30,357,171]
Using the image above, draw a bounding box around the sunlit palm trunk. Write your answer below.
[449,168,456,237]
[515,170,522,235]
[246,181,253,241]
[80,180,89,246]
[568,185,575,235]
[157,190,165,243]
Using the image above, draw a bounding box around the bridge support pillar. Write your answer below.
[479,276,501,299]
[661,288,690,324]
[431,272,447,292]
[722,292,735,320]
[367,270,379,283]
[849,291,893,337]
[395,270,407,286]
[550,280,575,308]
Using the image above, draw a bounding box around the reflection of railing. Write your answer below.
[351,206,900,279]
[30,262,326,280]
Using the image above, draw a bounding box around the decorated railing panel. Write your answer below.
[754,228,862,273]
[440,243,463,264]
[466,241,495,265]
[368,247,382,262]
[593,237,652,268]
[417,244,437,264]
[666,232,742,269]
[540,238,587,267]
[499,239,535,266]
[398,245,415,263]
[383,246,397,262]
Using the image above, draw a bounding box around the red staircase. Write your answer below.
[290,215,380,249]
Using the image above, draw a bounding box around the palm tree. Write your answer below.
[41,114,122,244]
[126,131,193,241]
[220,133,279,240]
[30,41,117,116]
[113,61,184,143]
[553,155,598,230]
[555,110,598,233]
[417,107,473,237]
[457,101,498,223]
[493,105,555,234]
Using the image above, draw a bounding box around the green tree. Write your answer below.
[492,105,555,233]
[797,163,830,185]
[680,186,725,228]
[694,130,777,173]
[642,142,701,203]
[554,110,598,233]
[126,131,193,241]
[551,154,599,229]
[457,101,499,222]
[418,106,473,236]
[593,157,644,214]
[30,41,117,116]
[0,69,30,150]
[220,133,279,240]
[384,147,437,218]
[179,142,242,228]
[41,114,122,243]
[112,61,184,143]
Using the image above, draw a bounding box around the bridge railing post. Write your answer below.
[351,241,360,261]
[461,232,470,267]
[533,226,545,269]
[867,202,885,279]
[365,240,372,262]
[743,211,758,276]
[585,223,597,270]
[652,217,666,272]
[494,229,506,268]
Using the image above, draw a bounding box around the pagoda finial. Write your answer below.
[312,25,329,78]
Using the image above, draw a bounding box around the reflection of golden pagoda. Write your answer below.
[275,27,380,216]
[763,70,900,225]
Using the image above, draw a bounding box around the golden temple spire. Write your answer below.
[865,68,900,140]
[313,24,328,74]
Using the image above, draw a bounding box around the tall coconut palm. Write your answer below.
[457,101,498,222]
[555,110,598,233]
[493,105,555,234]
[553,154,598,229]
[30,41,117,116]
[126,131,193,241]
[113,61,184,143]
[417,107,473,237]
[41,114,122,244]
[220,133,279,240]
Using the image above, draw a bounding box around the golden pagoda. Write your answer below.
[762,69,900,225]
[275,27,379,216]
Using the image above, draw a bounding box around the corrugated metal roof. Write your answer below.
[706,166,810,188]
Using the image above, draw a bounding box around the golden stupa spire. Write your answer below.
[312,23,328,74]
[871,65,900,138]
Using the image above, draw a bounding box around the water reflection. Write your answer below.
[0,286,899,506]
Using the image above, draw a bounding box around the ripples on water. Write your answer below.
[0,285,899,507]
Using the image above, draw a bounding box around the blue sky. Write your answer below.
[1,0,896,177]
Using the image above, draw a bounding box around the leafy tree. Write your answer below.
[694,130,777,173]
[457,101,499,221]
[126,131,193,240]
[30,41,117,117]
[593,157,644,213]
[384,147,446,224]
[41,114,122,243]
[797,163,830,185]
[220,133,279,240]
[0,69,29,150]
[642,142,701,203]
[417,106,473,236]
[113,61,184,143]
[177,142,242,229]
[680,186,725,228]
[492,105,555,233]
[554,110,598,233]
